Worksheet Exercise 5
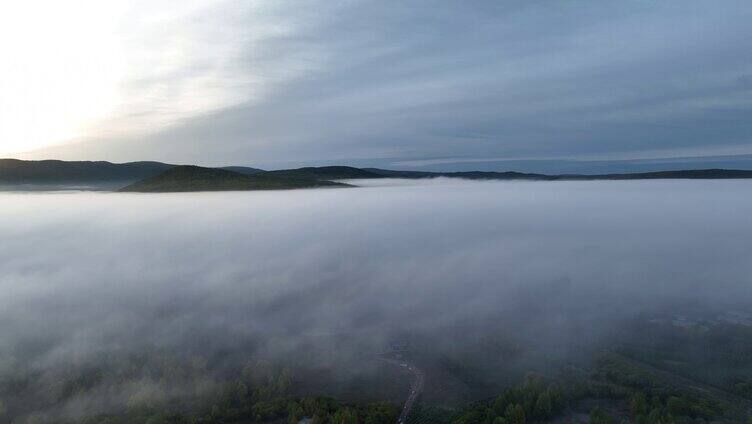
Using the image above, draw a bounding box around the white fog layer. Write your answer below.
[1,180,751,419]
[3,180,752,347]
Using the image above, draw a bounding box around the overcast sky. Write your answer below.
[4,0,752,168]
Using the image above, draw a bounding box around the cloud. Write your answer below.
[25,0,752,167]
[1,179,752,419]
[2,180,750,352]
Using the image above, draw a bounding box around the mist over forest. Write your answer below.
[1,180,751,422]
[4,0,751,421]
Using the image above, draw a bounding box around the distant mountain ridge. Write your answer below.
[268,166,752,181]
[365,168,752,181]
[0,159,174,183]
[2,159,752,192]
[219,166,266,175]
[119,166,348,192]
[363,168,550,180]
[0,159,264,187]
[265,166,383,180]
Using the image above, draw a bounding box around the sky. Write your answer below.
[2,0,752,169]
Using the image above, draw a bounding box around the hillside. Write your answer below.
[365,168,551,180]
[571,168,752,180]
[364,168,752,180]
[220,166,265,175]
[4,159,752,192]
[264,166,384,180]
[0,159,174,184]
[119,166,349,192]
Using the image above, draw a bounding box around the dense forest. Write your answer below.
[0,351,399,424]
[3,315,752,424]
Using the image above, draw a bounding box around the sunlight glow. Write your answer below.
[0,0,126,156]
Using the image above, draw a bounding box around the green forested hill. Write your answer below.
[264,166,385,180]
[0,159,174,184]
[119,165,349,192]
[4,158,752,192]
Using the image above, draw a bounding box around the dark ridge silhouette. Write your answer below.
[364,168,551,180]
[0,158,174,184]
[563,168,752,180]
[220,166,266,175]
[264,166,384,180]
[119,165,349,192]
[3,159,752,192]
[365,168,752,180]
[0,159,264,185]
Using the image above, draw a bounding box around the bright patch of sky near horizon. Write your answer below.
[0,1,124,155]
[0,0,268,156]
[0,1,751,167]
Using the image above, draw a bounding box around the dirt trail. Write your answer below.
[379,357,425,424]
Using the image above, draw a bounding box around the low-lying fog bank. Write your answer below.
[1,179,750,421]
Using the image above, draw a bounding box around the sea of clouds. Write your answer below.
[1,179,751,418]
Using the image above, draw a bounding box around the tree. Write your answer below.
[630,392,648,417]
[332,407,358,424]
[276,368,293,395]
[666,396,690,417]
[145,413,191,424]
[364,404,398,424]
[504,404,526,424]
[589,407,616,424]
[493,394,510,415]
[288,402,304,424]
[235,380,249,401]
[534,391,552,418]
